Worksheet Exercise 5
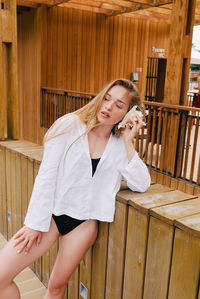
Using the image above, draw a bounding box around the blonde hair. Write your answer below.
[75,78,142,136]
[43,78,142,145]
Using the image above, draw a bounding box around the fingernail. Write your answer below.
[17,250,20,254]
[24,251,28,255]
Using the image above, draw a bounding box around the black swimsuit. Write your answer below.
[52,158,100,235]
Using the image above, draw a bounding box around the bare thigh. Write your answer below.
[48,219,98,288]
[0,219,59,284]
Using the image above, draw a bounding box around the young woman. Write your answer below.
[0,78,150,299]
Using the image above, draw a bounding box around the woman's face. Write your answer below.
[97,85,130,127]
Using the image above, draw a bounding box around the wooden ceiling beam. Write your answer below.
[125,9,171,22]
[58,2,111,14]
[92,0,152,9]
[106,3,150,17]
[17,1,39,7]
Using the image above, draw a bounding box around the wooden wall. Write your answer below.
[17,6,170,144]
[41,6,170,93]
[17,8,45,144]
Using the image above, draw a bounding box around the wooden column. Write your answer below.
[0,5,4,140]
[0,0,19,140]
[164,0,196,105]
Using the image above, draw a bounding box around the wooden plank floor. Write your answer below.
[0,234,47,299]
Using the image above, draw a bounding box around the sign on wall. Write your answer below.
[152,46,166,58]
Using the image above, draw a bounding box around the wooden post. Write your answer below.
[164,0,196,105]
[0,0,19,140]
[0,5,4,140]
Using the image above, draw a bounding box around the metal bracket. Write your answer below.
[80,282,88,299]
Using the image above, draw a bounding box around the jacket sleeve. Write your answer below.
[24,114,75,232]
[119,152,151,193]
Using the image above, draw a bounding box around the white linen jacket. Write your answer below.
[24,113,151,232]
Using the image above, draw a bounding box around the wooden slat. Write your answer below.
[183,116,193,180]
[34,161,42,280]
[143,217,173,299]
[154,109,162,169]
[168,229,200,299]
[105,200,127,299]
[21,155,28,225]
[15,153,22,232]
[79,248,92,299]
[6,149,12,239]
[0,8,4,140]
[123,206,148,299]
[175,213,200,238]
[56,7,63,89]
[150,197,200,225]
[159,110,168,171]
[128,190,196,215]
[117,183,174,208]
[10,150,17,236]
[91,222,109,299]
[0,145,7,237]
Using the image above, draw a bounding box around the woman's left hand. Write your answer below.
[123,115,144,144]
[122,115,145,161]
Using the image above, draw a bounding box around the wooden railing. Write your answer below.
[40,88,200,186]
[141,102,200,185]
[41,87,94,129]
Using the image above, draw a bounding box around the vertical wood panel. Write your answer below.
[6,149,12,239]
[143,217,173,299]
[10,150,17,236]
[168,229,200,299]
[75,10,83,92]
[34,161,42,280]
[105,200,127,299]
[0,145,7,237]
[21,155,28,225]
[57,7,63,89]
[79,248,92,299]
[91,222,109,299]
[123,207,148,299]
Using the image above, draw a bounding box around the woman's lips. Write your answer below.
[101,111,110,118]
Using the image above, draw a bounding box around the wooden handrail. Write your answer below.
[143,100,200,112]
[41,87,95,97]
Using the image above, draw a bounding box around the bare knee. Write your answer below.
[47,279,66,297]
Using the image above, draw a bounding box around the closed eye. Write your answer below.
[116,104,123,109]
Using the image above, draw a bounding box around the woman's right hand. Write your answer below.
[13,226,42,254]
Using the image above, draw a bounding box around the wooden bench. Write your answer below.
[0,139,199,299]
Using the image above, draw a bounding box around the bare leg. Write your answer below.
[0,219,60,299]
[44,219,98,299]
